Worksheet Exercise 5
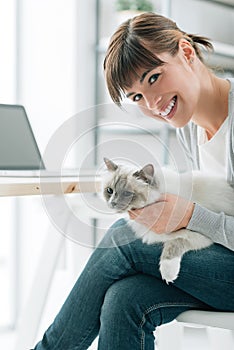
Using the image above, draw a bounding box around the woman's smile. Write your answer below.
[157,96,177,120]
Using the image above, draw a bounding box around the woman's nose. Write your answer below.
[145,94,162,111]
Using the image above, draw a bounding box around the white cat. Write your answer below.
[102,158,234,283]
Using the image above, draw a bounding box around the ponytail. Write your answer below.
[185,33,213,62]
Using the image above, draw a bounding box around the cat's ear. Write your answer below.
[133,164,154,183]
[104,157,118,171]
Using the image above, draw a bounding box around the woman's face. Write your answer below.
[124,43,201,128]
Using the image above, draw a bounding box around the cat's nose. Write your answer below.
[111,201,117,208]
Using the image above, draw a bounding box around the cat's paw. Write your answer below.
[159,257,181,284]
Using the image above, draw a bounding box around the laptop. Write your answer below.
[0,103,85,178]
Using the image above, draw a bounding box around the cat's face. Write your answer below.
[102,158,160,212]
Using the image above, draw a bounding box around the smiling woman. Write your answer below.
[32,11,234,350]
[103,12,213,106]
[104,12,230,131]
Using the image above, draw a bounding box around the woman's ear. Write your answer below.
[178,38,195,65]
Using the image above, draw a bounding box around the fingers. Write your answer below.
[128,197,165,220]
[128,209,139,220]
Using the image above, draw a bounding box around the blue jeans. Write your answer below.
[34,219,234,350]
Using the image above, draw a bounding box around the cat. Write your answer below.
[102,157,234,283]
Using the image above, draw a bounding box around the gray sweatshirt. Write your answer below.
[177,78,234,251]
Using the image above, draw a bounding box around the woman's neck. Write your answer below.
[192,71,230,139]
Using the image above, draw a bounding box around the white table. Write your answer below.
[0,174,101,197]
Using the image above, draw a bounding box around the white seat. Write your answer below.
[176,310,234,330]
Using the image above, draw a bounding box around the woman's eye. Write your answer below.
[149,73,160,85]
[106,187,113,195]
[133,94,142,102]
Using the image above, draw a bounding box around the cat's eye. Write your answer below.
[106,187,113,195]
[123,191,133,197]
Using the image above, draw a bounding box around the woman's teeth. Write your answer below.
[159,97,176,117]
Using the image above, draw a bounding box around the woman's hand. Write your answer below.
[129,193,195,234]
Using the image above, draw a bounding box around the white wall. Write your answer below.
[16,1,98,344]
[0,1,98,348]
[0,0,18,331]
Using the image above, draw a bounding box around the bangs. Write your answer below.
[104,36,164,105]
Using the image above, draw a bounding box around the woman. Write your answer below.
[33,12,234,350]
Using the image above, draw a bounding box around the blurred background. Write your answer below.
[0,0,234,349]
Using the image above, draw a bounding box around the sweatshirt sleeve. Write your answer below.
[187,203,234,251]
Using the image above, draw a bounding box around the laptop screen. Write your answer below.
[0,104,45,170]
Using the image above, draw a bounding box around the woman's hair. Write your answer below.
[103,12,213,105]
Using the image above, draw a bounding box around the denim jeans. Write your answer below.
[34,219,234,350]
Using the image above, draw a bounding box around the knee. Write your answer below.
[101,278,134,321]
[98,218,136,248]
[100,278,141,331]
[100,275,161,330]
[99,276,163,348]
